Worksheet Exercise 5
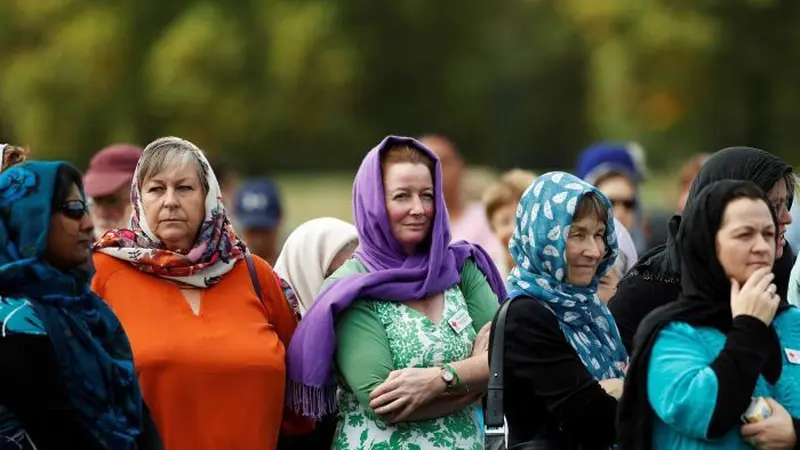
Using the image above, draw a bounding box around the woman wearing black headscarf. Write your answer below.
[618,180,800,450]
[609,147,795,354]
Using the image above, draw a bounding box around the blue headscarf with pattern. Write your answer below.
[507,171,628,380]
[0,162,143,448]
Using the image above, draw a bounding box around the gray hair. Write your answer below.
[138,136,209,194]
[338,238,359,256]
[611,251,628,280]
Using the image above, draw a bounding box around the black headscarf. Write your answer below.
[617,180,788,450]
[610,147,795,353]
[634,146,794,283]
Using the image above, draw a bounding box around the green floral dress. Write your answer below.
[333,285,483,450]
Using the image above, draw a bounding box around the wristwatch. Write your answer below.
[440,365,456,391]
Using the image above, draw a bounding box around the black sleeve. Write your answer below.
[707,316,771,439]
[792,418,800,450]
[138,402,164,450]
[0,335,103,450]
[609,275,677,354]
[505,298,618,445]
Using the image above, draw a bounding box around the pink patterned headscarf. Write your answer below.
[93,137,247,287]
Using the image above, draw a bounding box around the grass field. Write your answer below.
[272,170,678,240]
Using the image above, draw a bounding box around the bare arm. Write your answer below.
[448,350,490,394]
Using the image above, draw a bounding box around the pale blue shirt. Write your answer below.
[789,257,800,306]
[787,202,800,306]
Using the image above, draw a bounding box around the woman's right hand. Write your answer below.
[730,267,779,326]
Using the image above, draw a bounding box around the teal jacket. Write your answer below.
[648,308,800,449]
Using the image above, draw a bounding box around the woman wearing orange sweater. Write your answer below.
[92,136,309,450]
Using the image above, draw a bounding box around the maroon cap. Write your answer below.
[83,144,143,197]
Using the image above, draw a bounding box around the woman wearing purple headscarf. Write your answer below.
[286,136,506,449]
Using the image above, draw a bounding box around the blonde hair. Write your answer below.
[482,169,537,220]
[138,136,209,194]
[1,145,29,172]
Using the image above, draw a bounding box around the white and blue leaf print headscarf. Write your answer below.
[507,171,628,380]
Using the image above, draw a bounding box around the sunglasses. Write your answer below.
[609,198,637,210]
[59,200,90,220]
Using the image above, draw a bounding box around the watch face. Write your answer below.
[442,369,454,382]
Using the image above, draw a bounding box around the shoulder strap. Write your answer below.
[244,254,264,304]
[486,299,511,428]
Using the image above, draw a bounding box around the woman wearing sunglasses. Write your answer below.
[0,153,162,449]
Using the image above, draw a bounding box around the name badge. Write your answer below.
[448,308,473,334]
[785,348,800,364]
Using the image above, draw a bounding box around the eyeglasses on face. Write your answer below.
[59,200,90,220]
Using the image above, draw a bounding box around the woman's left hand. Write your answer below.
[369,367,446,423]
[741,398,797,449]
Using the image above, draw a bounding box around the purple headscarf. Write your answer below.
[286,135,507,418]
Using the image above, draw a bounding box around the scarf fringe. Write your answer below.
[286,379,338,419]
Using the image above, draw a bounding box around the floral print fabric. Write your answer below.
[333,285,482,450]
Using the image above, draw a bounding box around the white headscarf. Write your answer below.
[274,217,358,315]
[614,217,638,275]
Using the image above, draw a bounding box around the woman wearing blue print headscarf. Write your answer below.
[0,154,161,449]
[490,171,627,449]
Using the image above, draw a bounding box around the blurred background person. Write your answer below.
[598,251,628,304]
[93,137,309,450]
[233,177,284,265]
[615,218,638,276]
[273,216,358,448]
[790,249,800,306]
[675,153,711,214]
[419,134,506,268]
[787,199,800,255]
[576,141,649,254]
[481,168,537,278]
[83,144,142,241]
[0,144,28,171]
[598,219,639,305]
[642,153,711,252]
[274,217,358,318]
[208,156,240,220]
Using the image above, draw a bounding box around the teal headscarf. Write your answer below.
[506,171,628,380]
[0,162,143,448]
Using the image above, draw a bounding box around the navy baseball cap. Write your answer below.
[234,178,283,229]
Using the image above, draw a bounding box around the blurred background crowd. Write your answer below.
[1,0,799,244]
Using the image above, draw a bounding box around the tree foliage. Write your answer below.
[1,0,798,172]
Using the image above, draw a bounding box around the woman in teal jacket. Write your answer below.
[618,180,800,449]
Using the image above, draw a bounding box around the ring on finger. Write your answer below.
[767,284,777,294]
